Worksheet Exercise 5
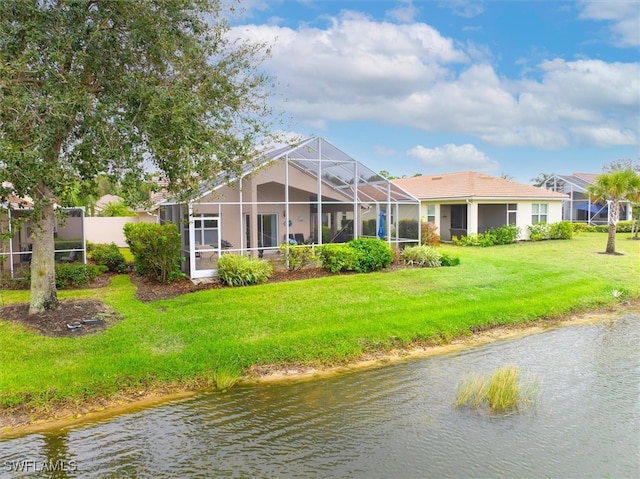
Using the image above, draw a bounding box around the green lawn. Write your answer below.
[1,233,638,413]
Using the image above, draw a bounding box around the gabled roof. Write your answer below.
[165,136,418,205]
[393,171,568,201]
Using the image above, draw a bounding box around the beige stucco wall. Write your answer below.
[85,215,156,247]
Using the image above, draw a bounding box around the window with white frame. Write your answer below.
[531,203,548,224]
[426,204,436,223]
[507,203,517,225]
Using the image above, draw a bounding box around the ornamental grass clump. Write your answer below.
[217,253,273,286]
[455,365,539,414]
[279,244,319,271]
[399,245,442,267]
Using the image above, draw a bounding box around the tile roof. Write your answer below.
[393,171,568,200]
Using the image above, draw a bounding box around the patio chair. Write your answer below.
[294,233,305,244]
[60,250,77,263]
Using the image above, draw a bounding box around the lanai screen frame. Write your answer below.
[159,137,420,279]
[0,206,86,279]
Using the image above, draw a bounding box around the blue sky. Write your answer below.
[229,0,639,183]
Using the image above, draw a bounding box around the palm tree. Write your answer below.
[628,188,640,240]
[587,168,640,254]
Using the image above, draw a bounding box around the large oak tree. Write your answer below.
[0,0,275,312]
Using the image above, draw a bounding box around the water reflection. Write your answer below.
[1,313,638,478]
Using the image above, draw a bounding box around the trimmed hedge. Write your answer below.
[572,220,635,233]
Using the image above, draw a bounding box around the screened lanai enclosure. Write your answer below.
[159,137,420,279]
[0,206,86,279]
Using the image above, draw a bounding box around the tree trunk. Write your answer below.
[605,200,620,254]
[29,200,59,314]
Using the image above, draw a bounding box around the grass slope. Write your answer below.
[1,234,638,412]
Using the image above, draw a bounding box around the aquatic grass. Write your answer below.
[486,366,522,412]
[455,365,540,414]
[0,233,637,413]
[454,373,487,409]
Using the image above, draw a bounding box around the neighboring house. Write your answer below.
[159,136,420,279]
[393,171,568,242]
[94,194,124,215]
[540,173,632,225]
[0,193,86,278]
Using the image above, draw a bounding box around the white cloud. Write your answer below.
[578,0,640,47]
[232,11,639,151]
[439,0,484,19]
[374,145,397,156]
[386,0,420,23]
[406,144,499,173]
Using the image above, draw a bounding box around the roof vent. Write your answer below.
[431,176,443,180]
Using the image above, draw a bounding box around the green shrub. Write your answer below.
[421,221,440,246]
[217,253,273,286]
[123,222,183,283]
[348,238,393,272]
[279,244,319,271]
[548,221,573,239]
[55,263,107,288]
[452,234,480,247]
[616,220,633,233]
[528,222,551,241]
[400,245,442,267]
[10,263,107,289]
[318,243,360,273]
[529,221,574,241]
[88,242,128,273]
[571,222,594,233]
[491,225,520,244]
[440,252,461,267]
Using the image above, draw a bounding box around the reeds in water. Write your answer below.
[455,365,539,414]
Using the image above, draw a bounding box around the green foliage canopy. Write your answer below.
[0,0,276,311]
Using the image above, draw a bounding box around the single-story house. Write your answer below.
[393,171,568,242]
[159,136,421,279]
[0,193,86,278]
[540,173,632,225]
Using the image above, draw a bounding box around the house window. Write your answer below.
[194,215,219,247]
[507,203,517,226]
[532,203,548,224]
[426,204,436,223]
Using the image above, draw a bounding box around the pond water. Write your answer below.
[1,312,639,478]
